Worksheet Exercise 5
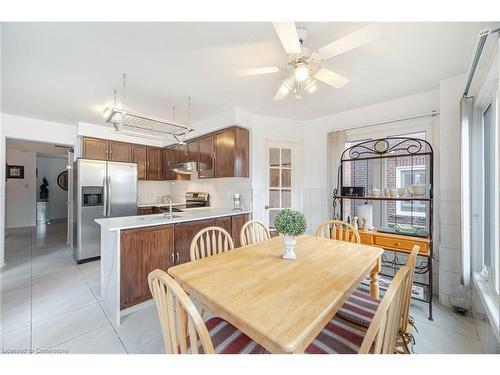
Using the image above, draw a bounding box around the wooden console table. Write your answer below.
[357,229,430,256]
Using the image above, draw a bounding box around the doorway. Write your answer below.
[5,139,71,244]
[263,140,301,229]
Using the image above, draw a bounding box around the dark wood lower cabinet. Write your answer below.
[119,213,252,310]
[231,213,251,247]
[137,207,153,215]
[174,219,214,266]
[120,225,174,310]
[214,216,231,234]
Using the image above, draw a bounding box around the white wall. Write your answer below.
[302,90,440,234]
[5,149,37,228]
[235,108,305,225]
[36,156,68,220]
[437,74,467,306]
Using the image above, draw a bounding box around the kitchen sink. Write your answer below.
[137,214,182,221]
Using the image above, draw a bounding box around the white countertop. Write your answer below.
[95,207,252,231]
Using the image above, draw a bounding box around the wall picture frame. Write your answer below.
[7,165,25,179]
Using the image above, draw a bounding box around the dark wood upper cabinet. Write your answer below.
[187,139,199,162]
[82,125,248,180]
[164,146,190,181]
[177,143,189,163]
[131,144,147,180]
[82,138,109,160]
[214,127,249,178]
[174,219,214,265]
[146,147,162,181]
[108,141,132,162]
[198,134,214,179]
[120,224,175,309]
[231,213,251,248]
[164,147,176,181]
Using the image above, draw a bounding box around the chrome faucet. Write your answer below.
[163,195,173,219]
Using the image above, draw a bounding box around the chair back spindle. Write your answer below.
[190,226,234,262]
[315,220,361,243]
[148,269,214,354]
[359,267,410,354]
[240,220,271,246]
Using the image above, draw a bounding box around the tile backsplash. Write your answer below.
[137,181,171,204]
[169,175,252,210]
[138,176,252,210]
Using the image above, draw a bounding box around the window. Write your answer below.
[396,166,426,218]
[481,101,499,294]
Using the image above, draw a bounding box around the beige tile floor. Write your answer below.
[0,221,483,354]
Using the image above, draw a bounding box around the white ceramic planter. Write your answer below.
[282,234,297,260]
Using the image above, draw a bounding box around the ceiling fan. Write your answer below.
[236,22,381,100]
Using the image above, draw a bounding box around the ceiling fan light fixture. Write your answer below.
[294,64,309,82]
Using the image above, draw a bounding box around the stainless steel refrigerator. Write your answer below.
[72,159,137,263]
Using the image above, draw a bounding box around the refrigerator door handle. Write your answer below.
[103,176,108,217]
[107,176,112,217]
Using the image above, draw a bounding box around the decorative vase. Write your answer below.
[282,234,297,260]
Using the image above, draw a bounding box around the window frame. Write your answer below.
[395,165,426,218]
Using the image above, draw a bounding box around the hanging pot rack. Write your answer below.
[102,74,193,144]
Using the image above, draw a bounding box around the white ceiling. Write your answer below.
[2,22,499,125]
[6,139,69,158]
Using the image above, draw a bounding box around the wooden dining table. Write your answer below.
[168,234,383,354]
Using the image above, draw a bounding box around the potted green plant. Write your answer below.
[274,209,307,260]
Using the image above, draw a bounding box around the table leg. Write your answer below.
[370,258,381,299]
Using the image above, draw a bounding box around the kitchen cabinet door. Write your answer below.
[214,128,235,177]
[82,137,108,160]
[120,225,175,309]
[165,146,190,181]
[174,219,214,265]
[132,144,147,180]
[178,143,189,163]
[214,127,249,178]
[146,147,162,181]
[187,139,199,162]
[198,134,214,179]
[108,141,132,162]
[164,147,176,180]
[137,207,153,215]
[231,213,251,248]
[214,216,232,236]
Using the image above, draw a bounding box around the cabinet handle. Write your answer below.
[171,252,175,264]
[176,252,179,262]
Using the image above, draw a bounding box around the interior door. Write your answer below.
[264,141,299,229]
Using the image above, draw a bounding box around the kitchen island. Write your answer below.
[95,208,252,326]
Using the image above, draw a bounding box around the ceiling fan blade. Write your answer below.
[316,24,381,60]
[273,79,293,100]
[235,66,280,76]
[313,68,350,88]
[272,22,302,55]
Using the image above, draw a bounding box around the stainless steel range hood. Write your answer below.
[171,161,199,175]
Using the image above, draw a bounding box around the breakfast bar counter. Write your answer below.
[95,208,252,326]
